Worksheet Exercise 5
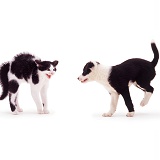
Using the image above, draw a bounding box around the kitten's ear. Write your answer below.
[35,60,42,66]
[52,60,58,67]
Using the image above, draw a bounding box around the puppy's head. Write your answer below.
[78,61,100,83]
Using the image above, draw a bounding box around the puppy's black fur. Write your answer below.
[108,43,159,112]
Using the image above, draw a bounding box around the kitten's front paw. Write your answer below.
[102,112,113,117]
[126,112,135,117]
[43,109,50,114]
[37,110,43,114]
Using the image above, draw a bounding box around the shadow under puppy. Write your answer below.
[78,42,159,117]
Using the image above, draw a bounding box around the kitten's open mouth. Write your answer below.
[81,78,88,83]
[46,74,52,79]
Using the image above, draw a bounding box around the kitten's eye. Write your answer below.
[47,68,50,71]
[53,68,57,71]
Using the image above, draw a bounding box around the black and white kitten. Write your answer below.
[0,53,58,114]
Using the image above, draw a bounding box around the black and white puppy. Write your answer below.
[78,42,159,117]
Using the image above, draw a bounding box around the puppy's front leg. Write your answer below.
[121,88,135,117]
[103,92,119,117]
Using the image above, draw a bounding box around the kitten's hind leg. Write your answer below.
[15,93,23,112]
[40,83,49,114]
[8,80,19,115]
[9,93,18,115]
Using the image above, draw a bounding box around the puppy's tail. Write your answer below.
[151,42,159,67]
[0,62,10,100]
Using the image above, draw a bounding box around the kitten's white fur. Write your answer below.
[9,65,55,114]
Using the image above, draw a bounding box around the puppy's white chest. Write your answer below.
[96,79,117,93]
[104,82,117,93]
[96,66,117,93]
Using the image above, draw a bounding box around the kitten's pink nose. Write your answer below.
[50,71,54,75]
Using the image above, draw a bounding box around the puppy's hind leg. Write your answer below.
[121,88,135,117]
[140,85,154,107]
[103,92,119,117]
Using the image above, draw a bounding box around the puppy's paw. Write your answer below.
[140,99,147,107]
[126,112,135,117]
[102,112,113,117]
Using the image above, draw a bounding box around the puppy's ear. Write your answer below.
[52,60,58,67]
[87,62,94,68]
[87,62,94,71]
[83,62,94,72]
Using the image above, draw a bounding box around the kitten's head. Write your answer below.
[35,60,58,79]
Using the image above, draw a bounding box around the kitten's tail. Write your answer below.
[151,42,159,67]
[0,62,10,100]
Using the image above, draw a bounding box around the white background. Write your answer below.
[0,0,160,159]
